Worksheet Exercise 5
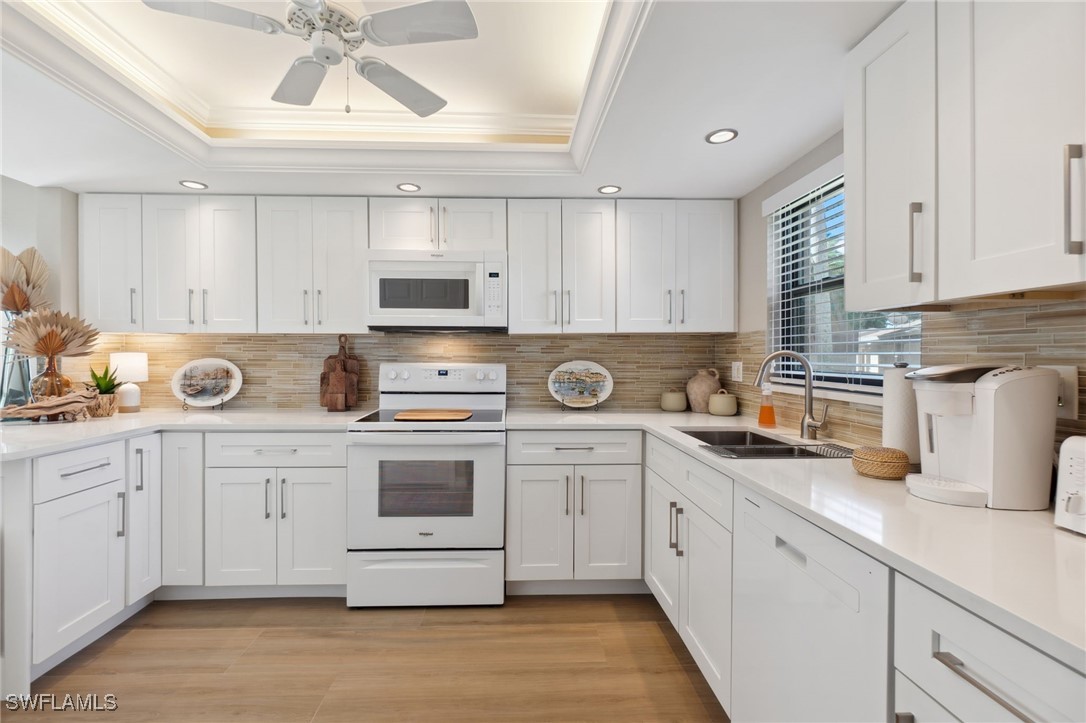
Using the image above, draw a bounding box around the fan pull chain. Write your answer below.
[345,62,352,114]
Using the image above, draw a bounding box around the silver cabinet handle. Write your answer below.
[894,715,915,723]
[667,289,673,324]
[135,448,145,491]
[680,289,686,324]
[442,205,448,246]
[553,446,595,452]
[429,206,435,247]
[303,289,309,325]
[117,491,126,537]
[1064,144,1084,254]
[565,290,572,325]
[264,478,271,520]
[202,289,209,326]
[668,500,677,549]
[129,288,137,324]
[60,460,111,478]
[579,474,586,516]
[552,290,559,325]
[908,202,923,282]
[254,448,299,456]
[564,474,570,516]
[316,289,323,325]
[188,289,195,325]
[933,652,1029,721]
[280,478,287,519]
[674,507,684,557]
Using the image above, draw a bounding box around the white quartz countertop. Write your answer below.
[2,407,1083,674]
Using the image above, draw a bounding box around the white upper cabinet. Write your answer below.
[561,199,616,333]
[507,200,563,333]
[617,200,736,333]
[257,196,368,334]
[200,196,257,333]
[80,194,143,332]
[937,0,1086,298]
[369,197,505,251]
[844,0,937,311]
[143,196,200,333]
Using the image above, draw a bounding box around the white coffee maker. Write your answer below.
[904,364,1059,509]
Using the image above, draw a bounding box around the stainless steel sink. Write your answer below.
[676,428,852,460]
[678,429,789,446]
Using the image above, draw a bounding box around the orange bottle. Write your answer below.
[757,383,777,427]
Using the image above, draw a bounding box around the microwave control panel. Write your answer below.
[484,263,506,324]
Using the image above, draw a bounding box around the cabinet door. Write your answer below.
[643,469,680,627]
[507,199,563,334]
[33,479,126,663]
[257,197,314,333]
[313,197,368,333]
[277,468,347,585]
[573,464,641,580]
[79,194,143,331]
[438,198,507,251]
[617,200,676,333]
[676,200,736,332]
[369,197,438,249]
[938,1,1086,297]
[199,196,257,333]
[678,500,732,712]
[142,195,201,333]
[126,434,162,603]
[844,1,937,310]
[205,467,277,586]
[561,199,616,333]
[505,465,574,581]
[161,432,204,586]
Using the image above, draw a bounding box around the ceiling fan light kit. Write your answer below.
[141,0,478,117]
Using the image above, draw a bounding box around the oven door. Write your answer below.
[367,252,485,327]
[347,432,505,550]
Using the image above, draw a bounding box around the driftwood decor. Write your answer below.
[320,335,360,412]
[1,387,98,422]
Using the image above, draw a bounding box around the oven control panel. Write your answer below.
[379,363,506,393]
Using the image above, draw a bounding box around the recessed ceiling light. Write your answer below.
[597,185,621,195]
[397,183,421,193]
[705,128,739,144]
[179,180,208,190]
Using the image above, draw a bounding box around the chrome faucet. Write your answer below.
[753,350,828,440]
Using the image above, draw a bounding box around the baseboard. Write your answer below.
[31,594,154,682]
[155,585,347,600]
[506,579,650,596]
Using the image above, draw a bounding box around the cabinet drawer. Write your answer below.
[205,433,346,467]
[645,433,684,482]
[33,441,126,503]
[895,574,1085,722]
[506,431,641,466]
[645,434,732,531]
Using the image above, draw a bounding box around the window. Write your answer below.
[768,174,920,393]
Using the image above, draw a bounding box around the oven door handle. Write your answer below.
[347,432,506,446]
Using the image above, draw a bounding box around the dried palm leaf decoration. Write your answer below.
[4,311,98,358]
[0,247,51,313]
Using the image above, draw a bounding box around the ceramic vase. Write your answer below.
[685,368,721,413]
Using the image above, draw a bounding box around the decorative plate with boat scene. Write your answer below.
[547,360,613,408]
[171,358,242,408]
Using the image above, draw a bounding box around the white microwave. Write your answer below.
[365,249,507,331]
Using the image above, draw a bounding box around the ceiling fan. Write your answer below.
[141,0,478,117]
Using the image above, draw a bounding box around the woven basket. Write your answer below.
[852,446,910,480]
[86,392,117,418]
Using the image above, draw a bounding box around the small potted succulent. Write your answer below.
[86,364,120,417]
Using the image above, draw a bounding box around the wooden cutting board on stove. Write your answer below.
[394,409,474,421]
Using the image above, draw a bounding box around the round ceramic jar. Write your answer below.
[708,389,737,416]
[660,389,688,412]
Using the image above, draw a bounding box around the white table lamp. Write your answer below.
[110,352,148,413]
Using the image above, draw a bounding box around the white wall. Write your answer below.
[736,131,844,332]
[1,175,79,315]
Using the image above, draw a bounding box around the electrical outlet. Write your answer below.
[1041,365,1079,420]
[730,361,743,383]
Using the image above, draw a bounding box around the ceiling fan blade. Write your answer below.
[272,57,328,106]
[355,58,447,117]
[142,0,284,34]
[358,0,478,47]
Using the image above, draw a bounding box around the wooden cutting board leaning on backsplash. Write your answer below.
[320,334,360,412]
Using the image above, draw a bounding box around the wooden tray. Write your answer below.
[394,409,474,422]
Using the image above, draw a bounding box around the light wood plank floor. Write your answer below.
[13,595,728,722]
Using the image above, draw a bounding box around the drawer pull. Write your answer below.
[254,448,299,456]
[933,651,1030,722]
[553,446,595,452]
[60,460,112,478]
[894,715,915,723]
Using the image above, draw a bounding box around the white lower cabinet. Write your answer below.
[895,671,956,723]
[506,464,641,581]
[125,434,161,603]
[205,466,346,586]
[161,433,205,586]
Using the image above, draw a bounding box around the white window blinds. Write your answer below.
[768,175,920,392]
